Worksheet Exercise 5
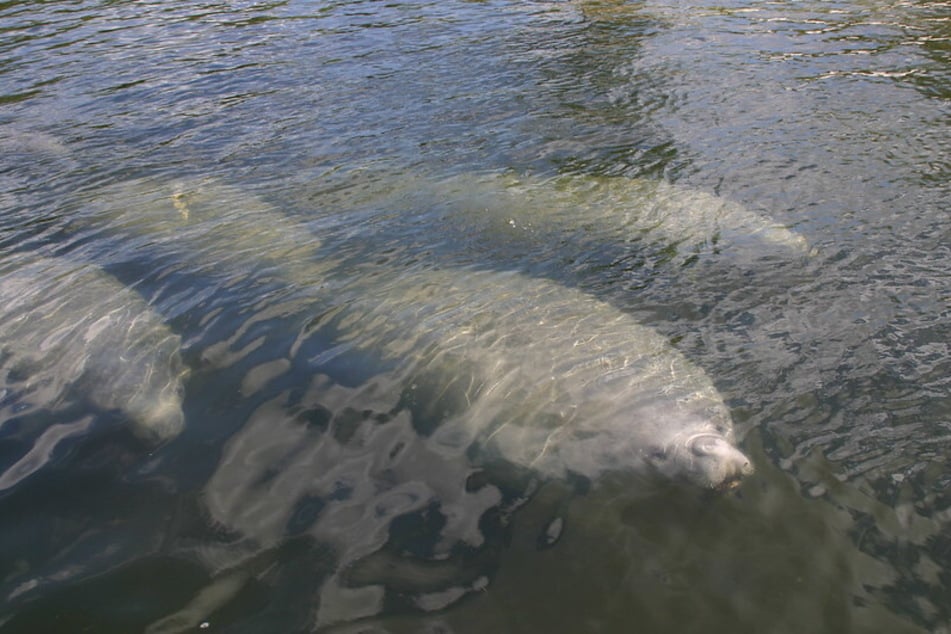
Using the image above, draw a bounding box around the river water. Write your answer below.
[0,0,949,632]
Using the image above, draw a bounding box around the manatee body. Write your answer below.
[325,266,753,490]
[192,265,752,629]
[342,171,809,263]
[495,173,810,256]
[0,255,187,442]
[75,176,330,288]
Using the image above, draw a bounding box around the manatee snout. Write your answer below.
[120,382,187,444]
[136,396,186,444]
[649,432,753,491]
[686,433,754,491]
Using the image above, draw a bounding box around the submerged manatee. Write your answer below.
[501,173,809,256]
[323,265,753,490]
[75,176,329,287]
[344,171,809,264]
[186,265,752,629]
[71,177,338,366]
[0,255,187,443]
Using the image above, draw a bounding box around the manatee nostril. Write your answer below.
[731,453,754,478]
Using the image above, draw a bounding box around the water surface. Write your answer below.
[0,0,949,632]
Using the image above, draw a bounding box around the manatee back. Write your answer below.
[354,172,809,264]
[325,266,733,480]
[75,177,330,288]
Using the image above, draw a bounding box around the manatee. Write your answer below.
[0,254,187,443]
[340,171,809,263]
[144,261,755,629]
[184,265,752,629]
[496,173,810,256]
[319,265,753,490]
[73,176,329,288]
[0,129,70,157]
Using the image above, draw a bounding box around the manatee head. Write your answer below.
[129,393,186,444]
[91,366,185,445]
[753,223,811,255]
[648,431,754,491]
